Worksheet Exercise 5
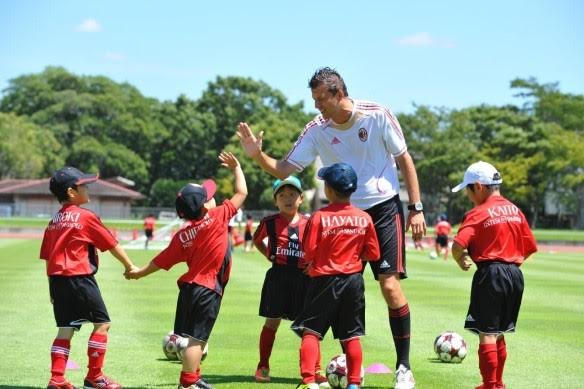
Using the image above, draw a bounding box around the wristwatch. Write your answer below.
[407,202,424,212]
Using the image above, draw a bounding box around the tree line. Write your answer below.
[1,67,582,228]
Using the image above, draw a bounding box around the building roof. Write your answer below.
[0,178,144,199]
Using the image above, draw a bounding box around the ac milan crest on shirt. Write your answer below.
[331,136,341,145]
[358,128,368,142]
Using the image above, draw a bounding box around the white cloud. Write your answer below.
[396,32,454,48]
[105,52,125,61]
[76,19,101,33]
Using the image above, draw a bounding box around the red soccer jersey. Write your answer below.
[435,220,452,236]
[253,213,309,268]
[40,204,118,276]
[301,203,380,277]
[153,200,237,295]
[454,195,537,264]
[143,216,156,230]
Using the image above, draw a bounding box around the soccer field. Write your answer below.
[0,239,583,388]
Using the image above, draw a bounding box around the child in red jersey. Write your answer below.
[127,152,247,389]
[451,161,537,389]
[291,163,380,389]
[244,213,254,252]
[434,214,452,260]
[143,214,156,250]
[41,166,138,389]
[252,176,325,384]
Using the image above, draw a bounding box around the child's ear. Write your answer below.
[66,187,76,199]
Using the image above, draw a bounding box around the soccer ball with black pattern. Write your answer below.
[434,331,468,363]
[162,332,188,360]
[325,354,365,389]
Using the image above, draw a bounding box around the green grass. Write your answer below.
[1,240,583,388]
[3,217,584,242]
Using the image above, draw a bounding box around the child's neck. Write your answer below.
[280,211,299,223]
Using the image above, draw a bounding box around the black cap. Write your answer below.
[317,162,358,194]
[49,166,99,198]
[175,180,217,219]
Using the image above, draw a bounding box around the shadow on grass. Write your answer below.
[203,373,298,385]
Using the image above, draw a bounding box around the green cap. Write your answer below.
[272,176,302,196]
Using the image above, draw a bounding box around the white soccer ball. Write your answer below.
[434,331,468,363]
[429,251,438,260]
[326,354,365,389]
[162,332,186,361]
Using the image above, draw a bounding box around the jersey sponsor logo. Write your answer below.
[358,127,368,142]
[48,211,83,230]
[178,215,214,247]
[483,204,522,228]
[321,215,369,228]
[331,136,341,145]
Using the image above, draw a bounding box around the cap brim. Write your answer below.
[317,166,329,180]
[75,173,99,186]
[451,182,466,193]
[273,180,302,195]
[202,179,216,201]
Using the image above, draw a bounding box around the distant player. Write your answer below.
[127,152,247,389]
[451,161,537,389]
[292,163,380,389]
[244,213,254,252]
[434,214,452,260]
[252,176,326,385]
[41,166,138,389]
[143,213,156,250]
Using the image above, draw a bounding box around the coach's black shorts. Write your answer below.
[259,265,310,320]
[464,261,524,335]
[49,275,110,330]
[174,283,222,342]
[145,229,153,239]
[291,273,365,341]
[436,234,448,248]
[364,195,407,279]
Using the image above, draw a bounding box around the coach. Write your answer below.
[238,67,425,389]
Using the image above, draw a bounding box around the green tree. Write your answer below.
[0,112,63,178]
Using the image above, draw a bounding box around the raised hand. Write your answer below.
[237,122,263,158]
[218,151,240,170]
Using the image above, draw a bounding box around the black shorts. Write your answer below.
[145,229,153,239]
[364,195,407,279]
[436,234,448,247]
[244,231,253,241]
[49,275,110,330]
[174,283,222,342]
[465,261,524,335]
[291,273,365,341]
[259,265,310,320]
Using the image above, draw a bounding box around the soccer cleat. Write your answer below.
[295,383,319,389]
[178,378,214,389]
[254,367,270,383]
[83,375,122,389]
[47,378,78,389]
[394,364,415,389]
[314,372,330,388]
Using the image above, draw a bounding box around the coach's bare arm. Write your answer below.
[396,151,427,241]
[237,122,296,179]
[451,242,473,271]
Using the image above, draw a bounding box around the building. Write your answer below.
[0,178,144,218]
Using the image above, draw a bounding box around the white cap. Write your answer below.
[451,161,503,192]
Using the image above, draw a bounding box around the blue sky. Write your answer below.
[1,0,583,114]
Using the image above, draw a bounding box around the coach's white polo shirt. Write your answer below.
[286,100,407,210]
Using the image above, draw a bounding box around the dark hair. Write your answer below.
[54,184,77,203]
[308,67,348,97]
[467,183,500,193]
[326,182,353,199]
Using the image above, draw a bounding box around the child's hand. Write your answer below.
[124,266,142,280]
[219,151,240,170]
